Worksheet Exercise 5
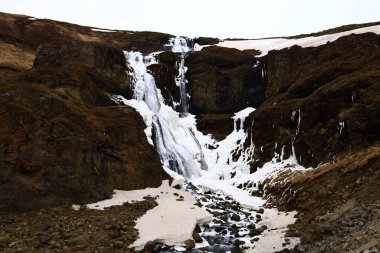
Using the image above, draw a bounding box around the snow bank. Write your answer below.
[85,180,212,250]
[248,209,300,253]
[91,28,116,32]
[194,178,265,208]
[217,25,380,56]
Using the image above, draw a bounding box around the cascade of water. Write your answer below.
[124,51,201,178]
[171,37,194,115]
[176,54,189,114]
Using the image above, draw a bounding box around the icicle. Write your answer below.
[338,122,345,134]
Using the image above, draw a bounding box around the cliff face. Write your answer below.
[0,13,172,211]
[248,32,380,169]
[182,32,380,170]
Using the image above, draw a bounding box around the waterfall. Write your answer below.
[176,54,189,114]
[171,37,194,115]
[123,50,201,179]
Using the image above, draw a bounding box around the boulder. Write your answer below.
[143,241,155,253]
[184,239,195,250]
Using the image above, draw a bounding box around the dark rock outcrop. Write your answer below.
[186,46,266,114]
[247,32,380,169]
[0,40,167,211]
[147,51,179,106]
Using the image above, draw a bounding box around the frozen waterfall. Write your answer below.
[122,51,201,179]
[171,37,194,115]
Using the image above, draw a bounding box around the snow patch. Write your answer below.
[217,25,380,56]
[248,209,300,253]
[91,28,117,32]
[84,180,212,250]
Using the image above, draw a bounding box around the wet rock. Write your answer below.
[221,214,229,221]
[257,208,265,214]
[192,231,203,243]
[215,226,225,233]
[247,223,256,230]
[231,213,240,221]
[235,239,246,246]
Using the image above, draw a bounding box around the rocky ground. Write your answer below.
[0,198,157,253]
[293,202,380,253]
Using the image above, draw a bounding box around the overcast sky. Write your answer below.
[1,0,379,39]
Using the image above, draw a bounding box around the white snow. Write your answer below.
[91,28,116,32]
[85,180,212,250]
[248,209,300,253]
[194,178,265,208]
[217,25,380,56]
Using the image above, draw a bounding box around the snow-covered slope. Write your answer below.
[217,24,380,56]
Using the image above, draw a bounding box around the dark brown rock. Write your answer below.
[192,230,203,243]
[0,40,168,212]
[235,239,245,246]
[231,213,241,221]
[184,239,195,250]
[143,241,155,253]
[186,46,266,114]
[256,225,268,233]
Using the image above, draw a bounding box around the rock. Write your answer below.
[109,229,121,239]
[215,226,225,232]
[221,214,229,221]
[247,223,256,230]
[192,231,203,243]
[249,229,259,237]
[38,234,51,245]
[235,239,246,246]
[231,213,241,221]
[184,239,195,250]
[257,208,264,214]
[113,241,123,248]
[256,225,268,233]
[143,241,155,253]
[251,237,259,243]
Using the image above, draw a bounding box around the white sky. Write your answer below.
[1,0,379,39]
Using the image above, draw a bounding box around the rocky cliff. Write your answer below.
[0,12,175,211]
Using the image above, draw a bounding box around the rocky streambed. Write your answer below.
[141,182,299,253]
